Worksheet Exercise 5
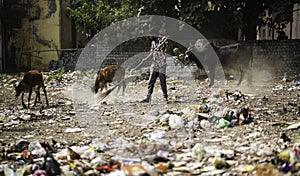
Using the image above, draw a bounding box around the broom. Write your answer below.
[97,37,168,102]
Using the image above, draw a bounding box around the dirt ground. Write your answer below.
[1,69,300,175]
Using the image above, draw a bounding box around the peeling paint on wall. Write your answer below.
[9,0,61,70]
[3,0,77,71]
[29,4,41,21]
[0,19,2,72]
[46,0,56,19]
[32,24,52,48]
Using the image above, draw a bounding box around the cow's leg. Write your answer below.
[121,81,126,95]
[116,83,121,95]
[38,89,41,102]
[42,84,49,107]
[93,82,98,93]
[21,93,27,109]
[238,67,244,85]
[246,69,253,86]
[28,87,32,109]
[34,91,38,106]
[99,83,105,92]
[208,66,215,87]
[34,88,40,106]
[115,79,126,95]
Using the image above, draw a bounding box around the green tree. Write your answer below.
[68,0,300,40]
[68,0,140,37]
[138,0,178,18]
[205,0,299,40]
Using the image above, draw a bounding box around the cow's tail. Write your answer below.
[248,41,254,86]
[249,42,254,69]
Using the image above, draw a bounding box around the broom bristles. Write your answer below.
[96,75,138,102]
[97,86,116,103]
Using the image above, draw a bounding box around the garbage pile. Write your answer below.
[177,88,254,130]
[1,71,300,175]
[1,136,300,175]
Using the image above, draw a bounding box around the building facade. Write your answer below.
[0,0,3,72]
[257,4,300,40]
[0,0,86,72]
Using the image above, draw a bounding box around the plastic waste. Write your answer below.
[90,138,109,152]
[143,131,166,141]
[123,164,148,176]
[21,151,33,163]
[15,140,30,152]
[281,133,291,142]
[51,83,65,88]
[4,120,20,127]
[64,127,83,133]
[33,170,47,176]
[67,147,81,160]
[200,103,210,113]
[141,161,158,176]
[192,143,206,160]
[218,118,230,128]
[41,155,61,176]
[114,157,141,165]
[212,157,230,169]
[155,162,174,173]
[287,122,300,130]
[80,147,96,160]
[280,162,295,173]
[70,163,84,176]
[168,114,184,129]
[236,165,255,172]
[96,159,121,173]
[28,141,46,157]
[200,120,211,129]
[3,166,18,176]
[20,114,31,121]
[255,164,282,176]
[107,170,126,176]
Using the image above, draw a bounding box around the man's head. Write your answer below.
[195,39,209,51]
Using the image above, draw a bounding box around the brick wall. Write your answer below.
[60,40,300,77]
[251,39,300,75]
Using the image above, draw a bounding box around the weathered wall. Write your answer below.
[251,39,300,75]
[0,18,2,72]
[11,0,61,70]
[257,4,300,40]
[0,0,2,72]
[60,0,73,49]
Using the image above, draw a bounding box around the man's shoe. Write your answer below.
[141,95,151,103]
[164,97,168,104]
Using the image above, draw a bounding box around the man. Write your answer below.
[141,35,168,103]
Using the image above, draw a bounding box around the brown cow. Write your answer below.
[14,70,49,109]
[92,65,126,95]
